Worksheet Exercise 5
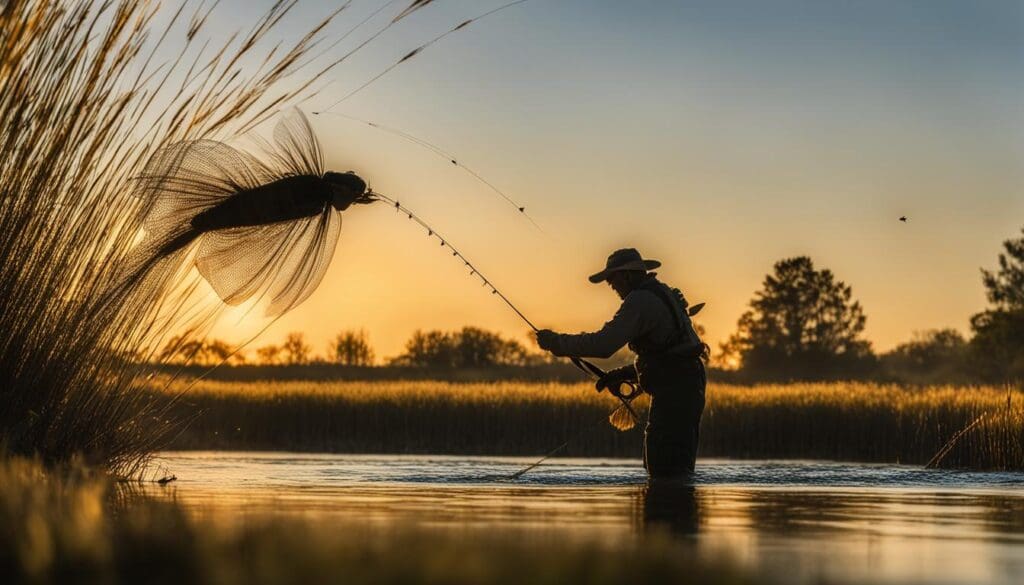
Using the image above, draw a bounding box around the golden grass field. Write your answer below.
[0,458,763,585]
[148,379,1024,470]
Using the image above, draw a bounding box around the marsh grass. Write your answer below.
[0,1,383,474]
[148,379,1024,470]
[0,457,765,585]
[700,383,1023,469]
[156,379,644,456]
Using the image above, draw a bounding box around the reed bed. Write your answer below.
[147,379,1024,470]
[700,383,1023,469]
[155,379,643,457]
[0,0,381,475]
[0,458,764,585]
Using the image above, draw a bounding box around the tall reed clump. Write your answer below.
[0,0,346,475]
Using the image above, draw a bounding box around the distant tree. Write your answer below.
[205,339,245,365]
[159,336,203,365]
[393,330,456,367]
[281,332,312,365]
[393,327,536,367]
[970,228,1024,381]
[969,311,1024,382]
[720,256,874,380]
[256,344,282,365]
[159,336,244,366]
[455,327,529,367]
[330,329,375,366]
[880,329,968,384]
[981,228,1024,312]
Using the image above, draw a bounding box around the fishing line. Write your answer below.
[321,0,534,111]
[506,404,629,481]
[312,110,542,231]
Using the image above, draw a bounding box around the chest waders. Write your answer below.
[632,279,707,477]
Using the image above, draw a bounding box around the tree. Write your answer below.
[720,256,873,380]
[256,345,282,365]
[159,336,204,365]
[159,336,245,366]
[393,330,456,367]
[968,311,1024,382]
[281,332,312,365]
[970,228,1024,381]
[981,228,1024,312]
[453,327,529,367]
[205,339,245,365]
[880,329,967,384]
[330,330,375,366]
[392,327,536,367]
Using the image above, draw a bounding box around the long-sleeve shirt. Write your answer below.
[549,277,687,359]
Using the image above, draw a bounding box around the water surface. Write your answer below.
[150,452,1024,585]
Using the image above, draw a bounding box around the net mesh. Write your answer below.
[608,404,637,431]
[195,210,341,315]
[124,108,344,317]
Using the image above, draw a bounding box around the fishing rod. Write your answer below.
[311,110,542,231]
[371,190,643,430]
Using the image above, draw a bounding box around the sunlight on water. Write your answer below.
[148,453,1024,585]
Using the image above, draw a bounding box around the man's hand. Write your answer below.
[595,366,636,397]
[595,373,624,397]
[535,329,560,353]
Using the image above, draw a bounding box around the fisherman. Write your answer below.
[535,248,707,477]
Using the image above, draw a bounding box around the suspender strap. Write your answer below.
[640,281,685,332]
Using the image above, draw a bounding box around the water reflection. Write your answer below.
[143,453,1024,585]
[639,480,701,536]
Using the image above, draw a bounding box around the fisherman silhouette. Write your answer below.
[536,248,707,477]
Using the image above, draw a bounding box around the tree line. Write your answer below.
[719,226,1024,384]
[159,225,1024,384]
[159,327,548,368]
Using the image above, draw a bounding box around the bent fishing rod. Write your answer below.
[372,191,643,428]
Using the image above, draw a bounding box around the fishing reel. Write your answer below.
[607,380,642,401]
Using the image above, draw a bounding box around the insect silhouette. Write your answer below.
[135,109,377,316]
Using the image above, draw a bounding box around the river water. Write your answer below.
[149,452,1024,585]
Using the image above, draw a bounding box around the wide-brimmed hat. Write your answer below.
[588,248,661,283]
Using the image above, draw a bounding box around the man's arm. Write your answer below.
[538,293,651,358]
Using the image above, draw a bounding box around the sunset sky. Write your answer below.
[205,0,1023,361]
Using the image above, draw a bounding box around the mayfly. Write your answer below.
[135,109,377,317]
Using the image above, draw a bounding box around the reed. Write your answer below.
[0,0,349,475]
[147,379,1024,470]
[0,457,765,585]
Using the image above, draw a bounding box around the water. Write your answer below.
[150,452,1024,585]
